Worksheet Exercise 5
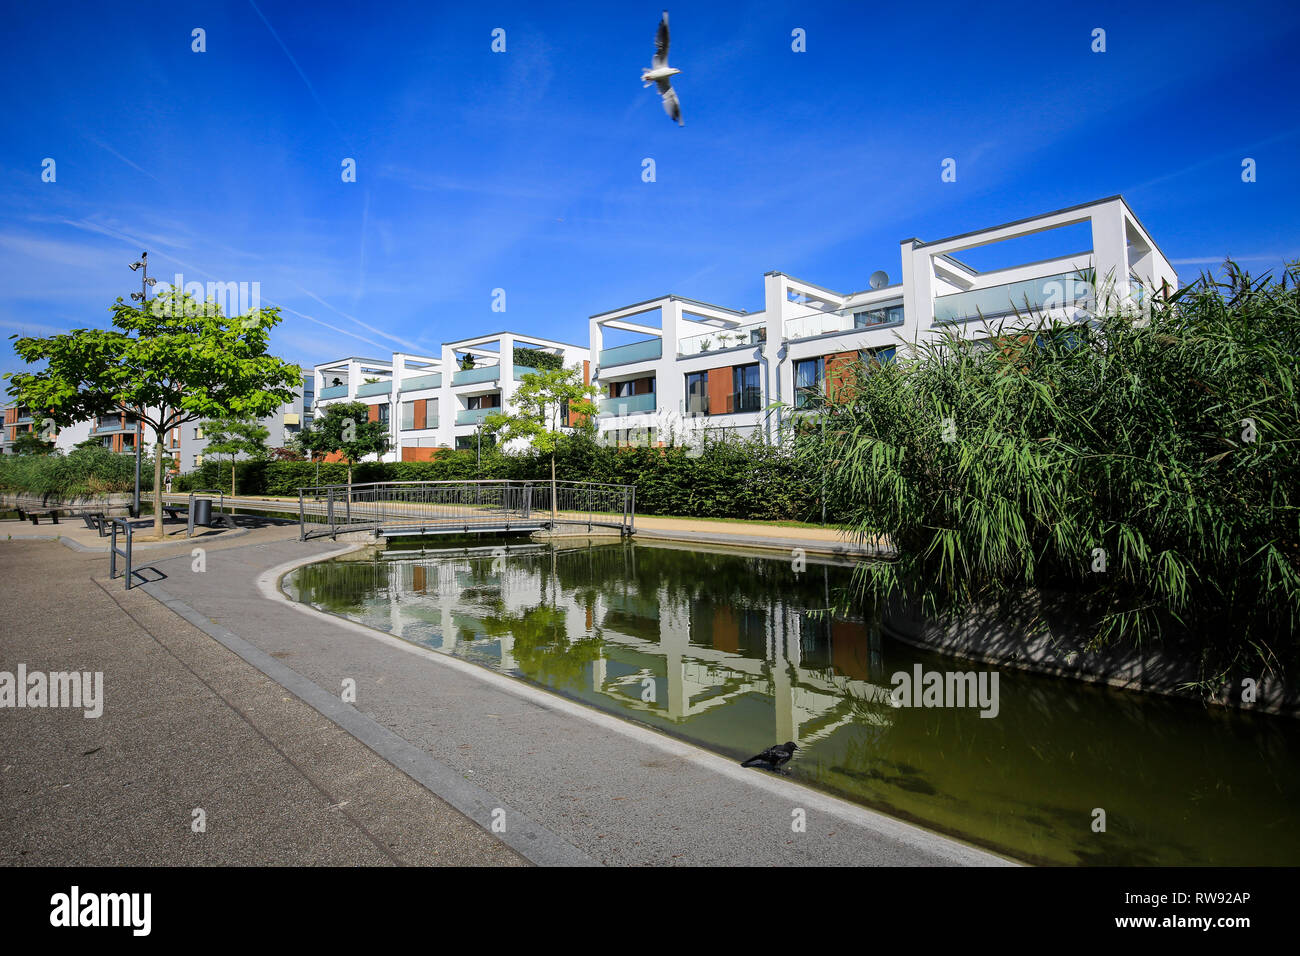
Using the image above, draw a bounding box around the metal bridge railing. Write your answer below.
[297,479,635,540]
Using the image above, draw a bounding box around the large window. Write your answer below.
[859,345,897,368]
[401,401,415,430]
[466,394,501,410]
[854,304,904,328]
[794,357,824,408]
[731,363,761,413]
[684,371,708,416]
[377,404,390,425]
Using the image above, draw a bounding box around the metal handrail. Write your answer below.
[296,479,636,540]
[107,517,139,590]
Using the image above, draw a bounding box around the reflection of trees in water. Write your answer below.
[288,559,393,613]
[479,602,604,690]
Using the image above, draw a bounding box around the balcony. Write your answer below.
[678,324,766,357]
[355,380,392,398]
[933,271,1092,324]
[598,338,662,368]
[318,385,348,400]
[513,366,540,381]
[599,393,657,416]
[456,407,498,426]
[452,365,501,386]
[785,303,904,340]
[400,372,442,392]
[93,421,129,434]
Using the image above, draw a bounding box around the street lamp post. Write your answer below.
[127,252,155,517]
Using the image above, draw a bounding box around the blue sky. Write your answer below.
[3,0,1298,375]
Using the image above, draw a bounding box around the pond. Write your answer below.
[283,537,1300,865]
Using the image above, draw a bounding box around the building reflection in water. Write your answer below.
[342,540,893,750]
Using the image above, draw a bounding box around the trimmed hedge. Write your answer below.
[176,434,823,522]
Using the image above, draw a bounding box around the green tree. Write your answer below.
[200,418,270,496]
[297,400,388,490]
[5,288,300,538]
[484,365,598,523]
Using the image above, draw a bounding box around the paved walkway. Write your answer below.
[0,535,523,866]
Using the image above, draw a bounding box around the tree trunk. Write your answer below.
[231,459,237,497]
[152,440,164,538]
[550,453,558,525]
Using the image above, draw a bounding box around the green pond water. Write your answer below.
[283,537,1300,866]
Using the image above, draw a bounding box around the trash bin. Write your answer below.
[192,498,213,527]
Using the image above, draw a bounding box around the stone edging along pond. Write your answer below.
[883,592,1299,718]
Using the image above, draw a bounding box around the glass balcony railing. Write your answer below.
[318,385,348,400]
[933,272,1093,324]
[599,393,657,416]
[452,365,501,386]
[513,366,540,380]
[598,338,662,367]
[355,380,392,397]
[785,303,904,340]
[400,372,442,391]
[456,406,499,425]
[677,324,766,357]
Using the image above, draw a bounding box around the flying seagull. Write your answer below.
[740,741,798,775]
[642,10,683,125]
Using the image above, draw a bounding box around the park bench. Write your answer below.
[24,509,59,525]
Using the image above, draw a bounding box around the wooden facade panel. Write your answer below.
[706,366,732,415]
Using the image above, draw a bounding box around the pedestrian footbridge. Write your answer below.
[295,480,635,540]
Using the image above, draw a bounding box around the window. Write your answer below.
[794,357,824,408]
[401,401,415,430]
[684,372,708,416]
[193,454,203,467]
[377,404,390,424]
[604,427,657,447]
[731,363,761,412]
[612,380,634,398]
[194,426,204,440]
[859,345,897,368]
[466,394,501,411]
[854,304,904,328]
[456,433,496,451]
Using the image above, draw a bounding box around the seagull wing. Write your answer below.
[653,11,670,68]
[661,85,683,125]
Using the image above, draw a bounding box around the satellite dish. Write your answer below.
[869,270,890,290]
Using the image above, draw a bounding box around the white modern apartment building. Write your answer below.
[311,332,589,461]
[590,195,1177,446]
[305,195,1176,460]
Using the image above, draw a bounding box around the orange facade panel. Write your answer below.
[706,366,732,415]
[401,446,443,462]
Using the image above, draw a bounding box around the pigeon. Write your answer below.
[740,741,798,775]
[642,10,683,125]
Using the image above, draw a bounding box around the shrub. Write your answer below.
[0,446,139,498]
